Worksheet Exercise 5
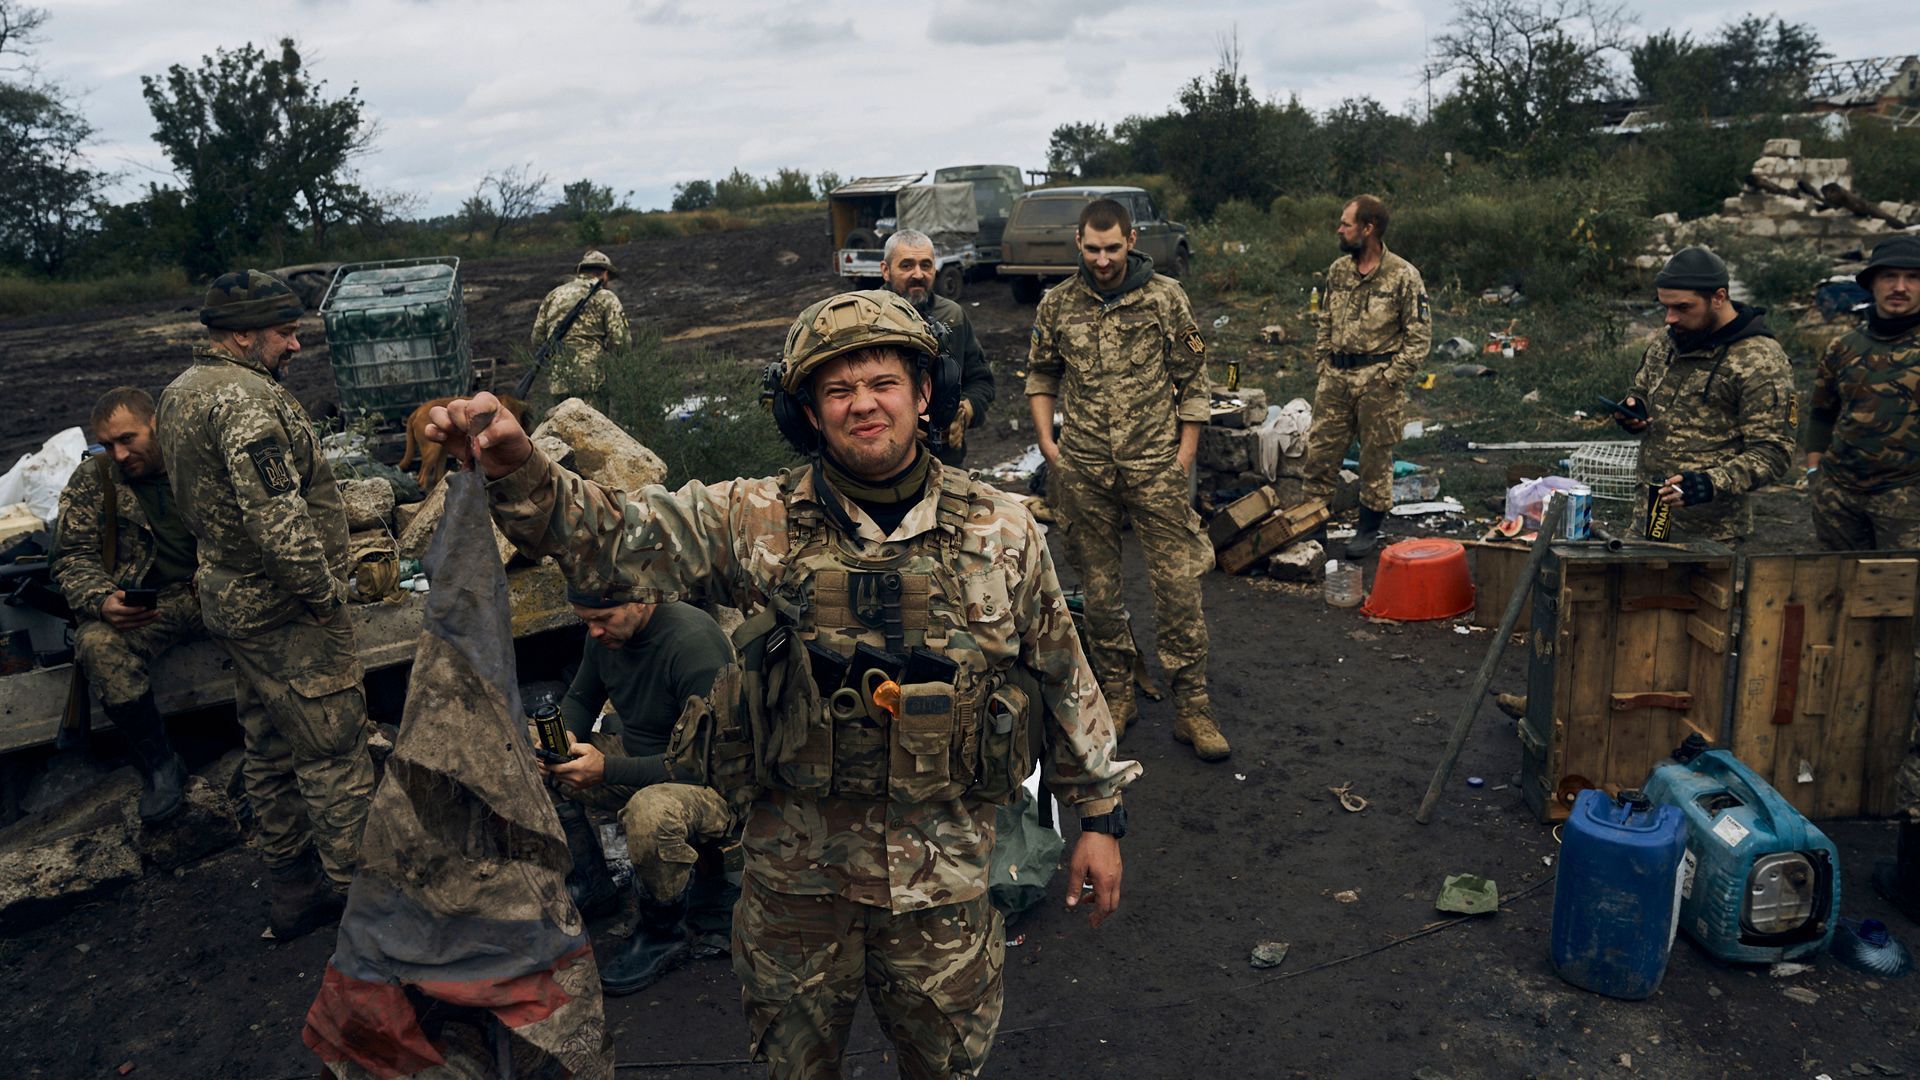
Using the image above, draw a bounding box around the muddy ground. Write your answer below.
[0,221,1916,1078]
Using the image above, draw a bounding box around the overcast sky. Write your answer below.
[30,0,1898,216]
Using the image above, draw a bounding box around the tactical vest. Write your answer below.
[702,466,1042,812]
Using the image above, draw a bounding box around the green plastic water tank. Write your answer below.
[320,256,472,425]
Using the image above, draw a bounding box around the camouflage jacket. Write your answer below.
[489,450,1139,912]
[156,344,351,637]
[50,455,169,617]
[1025,256,1210,468]
[924,294,995,422]
[1313,247,1433,383]
[1805,321,1920,494]
[531,275,630,369]
[1630,311,1795,539]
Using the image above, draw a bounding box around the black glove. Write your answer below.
[1676,471,1714,506]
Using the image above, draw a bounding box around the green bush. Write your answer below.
[0,267,192,317]
[587,328,799,487]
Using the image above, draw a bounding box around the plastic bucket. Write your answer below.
[1359,538,1474,621]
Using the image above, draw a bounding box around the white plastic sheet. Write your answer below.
[0,427,86,526]
[1253,398,1314,480]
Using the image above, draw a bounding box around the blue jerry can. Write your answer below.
[1643,735,1841,963]
[1551,788,1688,999]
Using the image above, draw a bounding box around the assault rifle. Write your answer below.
[514,279,606,400]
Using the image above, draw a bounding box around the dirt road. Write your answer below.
[0,222,1913,1077]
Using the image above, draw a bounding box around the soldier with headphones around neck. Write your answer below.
[425,289,1138,1079]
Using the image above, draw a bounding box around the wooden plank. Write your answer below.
[1818,606,1880,818]
[1604,564,1662,795]
[1846,557,1919,618]
[1690,575,1731,611]
[1467,541,1534,632]
[1215,500,1330,574]
[1208,484,1287,546]
[1648,573,1700,773]
[1683,562,1736,746]
[1802,644,1835,716]
[1609,691,1693,711]
[1863,596,1917,816]
[1565,568,1608,604]
[1729,556,1798,771]
[1771,603,1807,725]
[1773,557,1845,817]
[1686,615,1727,654]
[1560,566,1619,811]
[1618,594,1701,612]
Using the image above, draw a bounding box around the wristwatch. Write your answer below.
[1080,804,1128,839]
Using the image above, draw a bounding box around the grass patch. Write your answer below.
[0,268,192,318]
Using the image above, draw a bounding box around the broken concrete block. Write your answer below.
[128,777,242,872]
[532,432,573,467]
[393,500,424,536]
[0,768,142,929]
[1650,212,1680,227]
[397,477,447,559]
[1198,427,1254,474]
[1267,540,1327,582]
[1259,324,1290,344]
[1762,138,1801,158]
[532,399,668,496]
[340,478,395,531]
[1331,469,1360,515]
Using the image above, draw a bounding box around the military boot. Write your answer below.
[268,849,347,941]
[1100,678,1138,742]
[1172,703,1231,762]
[555,800,618,919]
[1345,506,1387,560]
[1874,817,1920,924]
[684,871,740,960]
[104,694,187,823]
[599,886,691,996]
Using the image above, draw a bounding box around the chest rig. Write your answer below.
[721,466,1040,808]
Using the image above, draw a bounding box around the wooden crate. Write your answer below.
[1216,499,1330,575]
[1518,544,1917,822]
[1465,540,1533,633]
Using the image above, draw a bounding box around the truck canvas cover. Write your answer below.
[895,182,979,243]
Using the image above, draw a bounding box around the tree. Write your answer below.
[0,2,105,275]
[671,179,714,211]
[1158,39,1290,215]
[713,167,764,210]
[1427,0,1633,165]
[1632,17,1826,115]
[1321,97,1421,194]
[141,38,374,273]
[813,171,842,198]
[765,168,815,203]
[465,163,549,245]
[556,178,616,220]
[0,0,45,75]
[1047,121,1124,177]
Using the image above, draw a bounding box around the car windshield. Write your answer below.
[1012,198,1087,228]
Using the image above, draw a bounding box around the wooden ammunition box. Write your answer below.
[1518,544,1916,822]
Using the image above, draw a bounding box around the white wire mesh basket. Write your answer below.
[1568,442,1641,501]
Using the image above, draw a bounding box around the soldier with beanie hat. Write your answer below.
[1607,246,1795,543]
[158,270,373,941]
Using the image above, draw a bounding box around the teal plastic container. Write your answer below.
[1643,735,1839,963]
[320,257,472,425]
[1551,788,1688,999]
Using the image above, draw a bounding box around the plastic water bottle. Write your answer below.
[1323,559,1362,608]
[1308,287,1321,313]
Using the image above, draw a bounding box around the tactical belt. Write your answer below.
[1329,352,1393,369]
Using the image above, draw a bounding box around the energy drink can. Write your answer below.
[531,703,569,759]
[1562,486,1593,540]
[1645,482,1674,541]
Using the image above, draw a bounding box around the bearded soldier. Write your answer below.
[426,289,1136,1078]
[878,228,995,466]
[157,270,373,940]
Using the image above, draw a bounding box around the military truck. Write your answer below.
[997,186,1191,304]
[826,174,978,299]
[931,164,1024,265]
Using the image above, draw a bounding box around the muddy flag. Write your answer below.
[303,468,614,1079]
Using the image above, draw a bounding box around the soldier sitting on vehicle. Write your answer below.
[541,593,740,997]
[51,387,206,823]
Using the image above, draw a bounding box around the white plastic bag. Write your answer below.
[0,427,87,526]
[1254,398,1314,480]
[1504,475,1584,530]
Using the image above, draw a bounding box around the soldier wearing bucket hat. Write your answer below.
[423,289,1137,1077]
[157,269,373,941]
[530,249,630,413]
[1608,246,1795,543]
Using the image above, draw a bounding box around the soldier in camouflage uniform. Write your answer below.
[879,229,995,467]
[50,387,205,822]
[1303,195,1432,559]
[1800,235,1920,920]
[531,249,631,413]
[157,270,373,941]
[1027,197,1226,761]
[1611,247,1795,544]
[426,289,1137,1078]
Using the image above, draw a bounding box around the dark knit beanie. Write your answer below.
[198,270,304,330]
[1654,247,1730,292]
[566,587,629,609]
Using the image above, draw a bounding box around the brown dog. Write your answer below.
[399,393,530,491]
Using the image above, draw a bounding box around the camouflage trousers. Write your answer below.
[1053,453,1213,712]
[1810,471,1920,551]
[219,614,374,888]
[1303,364,1403,513]
[550,353,608,416]
[734,875,1004,1079]
[560,734,737,903]
[72,582,204,708]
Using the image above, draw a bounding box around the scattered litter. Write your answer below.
[117,1064,135,1077]
[75,943,92,954]
[1410,714,1436,726]
[1348,629,1379,642]
[1234,773,1247,781]
[1435,873,1499,915]
[1466,776,1484,788]
[1334,889,1360,904]
[1005,933,1026,947]
[1389,499,1463,517]
[1328,782,1369,813]
[1770,961,1814,978]
[1542,855,1554,867]
[1831,917,1913,977]
[1453,625,1471,635]
[1211,315,1231,329]
[664,394,711,422]
[1781,986,1820,1004]
[1797,760,1814,784]
[1415,372,1437,390]
[1706,984,1722,998]
[1249,940,1290,969]
[1392,474,1441,503]
[1449,362,1497,378]
[1402,420,1425,440]
[1618,1053,1633,1069]
[1521,389,1541,404]
[1434,337,1475,361]
[1259,324,1289,344]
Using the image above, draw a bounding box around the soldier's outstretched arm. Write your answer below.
[214,403,345,618]
[427,393,739,604]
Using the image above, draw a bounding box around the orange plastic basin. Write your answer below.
[1360,538,1475,621]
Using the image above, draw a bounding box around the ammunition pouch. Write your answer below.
[972,668,1043,805]
[888,682,964,803]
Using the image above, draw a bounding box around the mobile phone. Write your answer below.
[122,587,159,609]
[1593,394,1647,421]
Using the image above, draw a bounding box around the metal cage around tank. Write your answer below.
[319,256,473,426]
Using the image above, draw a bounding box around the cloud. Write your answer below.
[761,14,857,49]
[927,0,1148,46]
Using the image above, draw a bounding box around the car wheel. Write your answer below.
[843,227,881,250]
[1169,246,1191,280]
[935,264,963,301]
[1010,276,1043,305]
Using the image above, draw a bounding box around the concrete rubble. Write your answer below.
[532,398,670,496]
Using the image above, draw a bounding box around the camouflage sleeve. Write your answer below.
[1707,347,1796,496]
[1629,341,1657,401]
[1165,286,1212,424]
[48,460,118,618]
[1007,512,1141,813]
[488,448,745,608]
[212,398,345,616]
[1023,296,1062,399]
[603,293,631,351]
[1803,338,1844,453]
[1313,264,1334,367]
[1386,266,1433,383]
[531,293,555,348]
